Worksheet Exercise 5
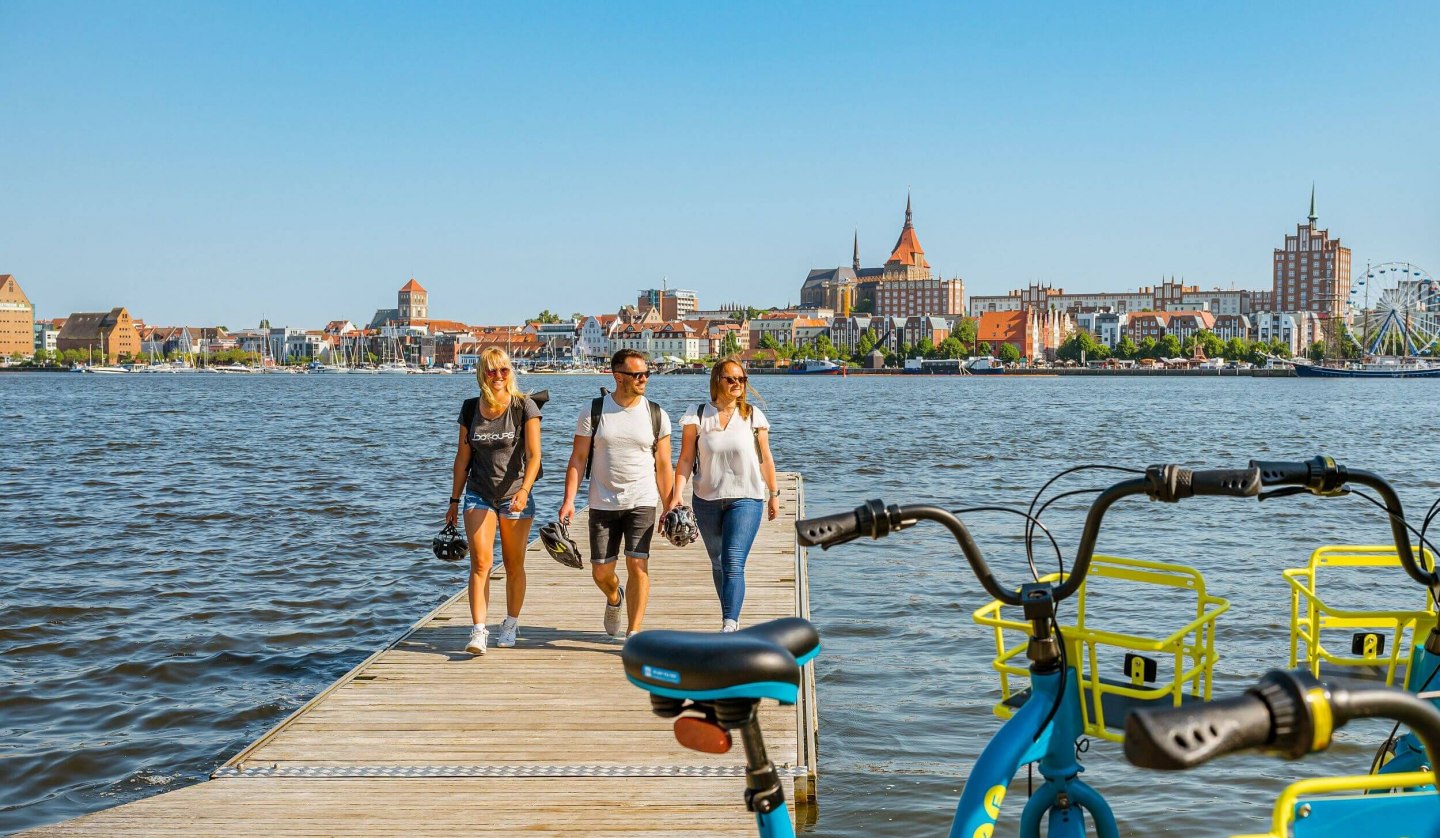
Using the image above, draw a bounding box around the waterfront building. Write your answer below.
[1212,314,1253,343]
[141,326,207,359]
[1273,189,1351,321]
[638,287,699,321]
[1164,311,1218,343]
[612,320,703,361]
[324,320,358,335]
[1254,311,1323,356]
[575,315,621,364]
[34,320,59,356]
[1074,311,1129,348]
[901,316,951,348]
[0,275,36,358]
[970,280,1253,318]
[57,307,141,363]
[829,314,875,355]
[978,308,1073,361]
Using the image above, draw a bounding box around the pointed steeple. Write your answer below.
[904,190,913,229]
[852,229,860,271]
[887,191,930,270]
[1308,184,1317,227]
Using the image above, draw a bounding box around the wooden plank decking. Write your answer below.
[25,473,815,837]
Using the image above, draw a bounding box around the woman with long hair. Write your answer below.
[446,347,542,655]
[667,357,779,631]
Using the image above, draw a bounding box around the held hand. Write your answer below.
[510,489,528,514]
[445,502,459,526]
[768,496,780,521]
[558,500,574,524]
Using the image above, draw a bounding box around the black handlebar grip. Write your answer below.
[795,509,862,548]
[1123,692,1274,770]
[1250,459,1314,487]
[1188,468,1262,498]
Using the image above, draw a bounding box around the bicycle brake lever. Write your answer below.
[1258,486,1319,502]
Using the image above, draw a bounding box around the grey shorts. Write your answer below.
[588,507,657,564]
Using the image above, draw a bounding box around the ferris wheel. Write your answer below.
[1347,262,1440,356]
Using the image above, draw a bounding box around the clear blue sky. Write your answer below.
[3,1,1437,328]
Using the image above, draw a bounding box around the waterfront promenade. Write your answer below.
[24,473,816,837]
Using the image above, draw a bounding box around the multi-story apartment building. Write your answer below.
[1124,310,1216,345]
[638,288,699,321]
[1074,311,1129,348]
[33,320,59,355]
[1212,314,1253,343]
[1254,311,1323,356]
[828,315,873,354]
[0,275,35,357]
[612,321,703,361]
[575,315,620,363]
[970,280,1254,318]
[901,316,951,348]
[1273,191,1351,320]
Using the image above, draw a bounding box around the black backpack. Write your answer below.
[690,402,763,477]
[510,390,548,479]
[584,387,662,480]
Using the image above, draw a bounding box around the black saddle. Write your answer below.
[621,618,821,705]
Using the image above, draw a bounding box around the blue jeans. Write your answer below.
[692,496,764,622]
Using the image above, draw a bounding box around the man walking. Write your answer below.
[558,349,674,640]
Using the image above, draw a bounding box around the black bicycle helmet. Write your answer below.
[661,505,700,548]
[539,520,583,568]
[432,523,467,562]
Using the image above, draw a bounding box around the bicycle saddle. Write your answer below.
[622,630,801,705]
[735,617,821,666]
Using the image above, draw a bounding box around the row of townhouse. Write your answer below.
[969,280,1257,318]
[829,314,955,355]
[1072,310,1325,355]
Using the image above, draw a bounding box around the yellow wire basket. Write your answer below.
[973,554,1230,742]
[1285,545,1437,686]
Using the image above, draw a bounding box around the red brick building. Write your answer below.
[0,274,35,357]
[1274,190,1351,319]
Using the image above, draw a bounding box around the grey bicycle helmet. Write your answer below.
[661,505,700,548]
[539,520,583,568]
[432,523,467,562]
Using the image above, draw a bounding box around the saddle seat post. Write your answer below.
[716,699,787,818]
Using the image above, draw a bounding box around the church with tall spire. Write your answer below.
[800,193,964,317]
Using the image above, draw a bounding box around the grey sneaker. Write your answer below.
[496,617,518,648]
[465,625,489,656]
[603,586,625,637]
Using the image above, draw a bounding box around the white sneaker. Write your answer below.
[465,625,489,656]
[721,619,738,633]
[604,586,625,637]
[496,617,518,648]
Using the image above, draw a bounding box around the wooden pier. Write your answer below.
[26,473,816,837]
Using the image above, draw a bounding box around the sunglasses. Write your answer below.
[614,369,650,380]
[721,375,748,385]
[484,367,512,377]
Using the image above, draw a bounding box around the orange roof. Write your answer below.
[400,278,425,293]
[887,197,931,269]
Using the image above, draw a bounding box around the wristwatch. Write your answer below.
[768,489,781,499]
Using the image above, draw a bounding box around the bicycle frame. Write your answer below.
[953,665,1118,838]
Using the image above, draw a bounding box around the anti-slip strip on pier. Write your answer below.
[213,764,808,779]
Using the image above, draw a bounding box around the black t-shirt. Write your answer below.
[459,396,541,502]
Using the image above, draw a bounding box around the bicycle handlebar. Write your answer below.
[795,456,1431,605]
[1125,669,1440,777]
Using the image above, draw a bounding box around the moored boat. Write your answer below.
[1292,357,1440,379]
[789,359,841,375]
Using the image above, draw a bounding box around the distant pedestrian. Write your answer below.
[667,358,779,631]
[446,347,542,656]
[558,349,674,640]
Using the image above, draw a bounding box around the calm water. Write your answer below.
[3,372,1439,836]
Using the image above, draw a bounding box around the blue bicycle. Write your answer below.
[624,461,1269,835]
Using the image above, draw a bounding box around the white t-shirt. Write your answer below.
[575,395,672,511]
[681,403,770,501]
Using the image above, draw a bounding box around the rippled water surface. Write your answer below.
[3,372,1439,835]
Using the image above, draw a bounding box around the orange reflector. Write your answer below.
[674,716,732,753]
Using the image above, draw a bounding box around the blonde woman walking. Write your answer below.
[446,347,542,655]
[667,358,779,631]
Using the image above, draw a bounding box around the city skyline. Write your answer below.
[4,2,1437,326]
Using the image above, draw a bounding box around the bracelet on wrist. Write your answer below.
[449,497,460,504]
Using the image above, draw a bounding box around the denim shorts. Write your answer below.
[461,488,534,520]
